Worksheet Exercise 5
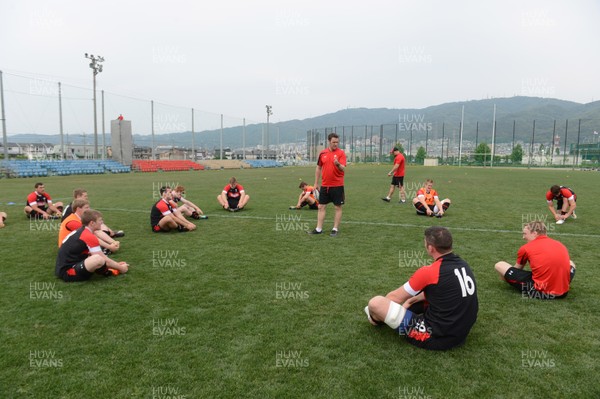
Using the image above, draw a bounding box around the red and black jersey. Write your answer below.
[55,226,101,277]
[317,148,346,187]
[223,184,244,199]
[26,191,52,209]
[517,236,571,296]
[150,199,175,226]
[403,253,478,339]
[545,186,576,203]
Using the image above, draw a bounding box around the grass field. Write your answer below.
[1,164,599,399]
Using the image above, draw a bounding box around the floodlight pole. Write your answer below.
[84,53,104,159]
[0,70,8,162]
[266,105,272,159]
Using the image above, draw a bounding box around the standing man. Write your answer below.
[55,210,129,282]
[546,185,577,225]
[307,132,346,237]
[365,227,478,350]
[494,221,575,299]
[24,182,63,219]
[382,147,406,203]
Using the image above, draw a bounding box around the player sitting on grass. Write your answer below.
[62,188,124,237]
[290,181,319,210]
[58,199,120,254]
[546,185,577,225]
[24,182,63,219]
[412,179,450,218]
[217,177,250,212]
[151,186,197,233]
[494,221,575,299]
[172,185,207,219]
[365,227,478,350]
[55,209,129,282]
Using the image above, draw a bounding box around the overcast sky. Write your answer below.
[1,0,599,135]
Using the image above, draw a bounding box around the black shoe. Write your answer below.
[381,197,391,202]
[177,225,189,232]
[112,230,125,238]
[229,207,238,212]
[191,212,201,220]
[95,265,113,277]
[102,248,112,256]
[329,229,338,237]
[307,229,322,235]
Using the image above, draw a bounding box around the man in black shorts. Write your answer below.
[381,147,406,203]
[365,227,479,350]
[217,177,250,212]
[307,133,346,237]
[55,210,129,282]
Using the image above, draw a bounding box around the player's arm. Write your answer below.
[418,194,433,215]
[402,292,426,308]
[182,198,202,214]
[563,197,577,219]
[89,244,128,272]
[314,165,322,188]
[334,154,345,172]
[547,201,560,220]
[434,196,444,215]
[385,285,412,305]
[388,163,399,176]
[172,209,196,230]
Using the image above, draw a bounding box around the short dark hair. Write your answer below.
[550,185,561,196]
[81,209,102,225]
[73,188,87,198]
[424,226,453,252]
[299,181,307,189]
[328,133,339,141]
[159,186,170,195]
[35,182,44,188]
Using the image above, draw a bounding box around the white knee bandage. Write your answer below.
[384,301,406,330]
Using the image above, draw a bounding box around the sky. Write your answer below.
[1,0,599,135]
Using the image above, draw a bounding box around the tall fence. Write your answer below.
[1,70,599,167]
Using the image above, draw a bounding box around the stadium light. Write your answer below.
[84,53,104,159]
[266,105,272,159]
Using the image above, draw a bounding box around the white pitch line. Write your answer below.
[98,207,600,239]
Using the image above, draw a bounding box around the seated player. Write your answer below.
[58,199,120,254]
[365,227,478,350]
[494,221,576,299]
[172,185,207,219]
[546,185,577,225]
[290,181,319,210]
[217,177,250,212]
[55,209,129,282]
[412,179,451,218]
[0,211,7,228]
[24,182,63,219]
[62,188,124,237]
[151,186,197,232]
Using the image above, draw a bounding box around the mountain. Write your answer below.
[8,96,600,148]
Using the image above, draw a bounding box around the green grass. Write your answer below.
[1,165,599,398]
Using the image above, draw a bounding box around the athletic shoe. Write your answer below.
[556,219,565,225]
[399,200,406,204]
[229,207,238,212]
[191,212,201,220]
[95,265,113,277]
[102,248,112,256]
[571,212,577,219]
[436,214,443,218]
[289,206,298,210]
[329,229,338,237]
[381,197,391,202]
[198,215,208,219]
[112,230,125,238]
[177,225,189,232]
[306,229,322,235]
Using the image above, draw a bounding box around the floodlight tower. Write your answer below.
[266,105,272,159]
[85,53,104,159]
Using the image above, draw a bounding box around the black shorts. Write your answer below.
[319,186,344,206]
[301,201,318,210]
[400,306,468,351]
[504,267,570,300]
[556,195,576,211]
[28,208,48,219]
[391,176,404,187]
[227,197,240,209]
[58,260,93,282]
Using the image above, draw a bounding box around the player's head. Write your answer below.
[73,188,88,200]
[299,181,308,189]
[174,185,185,194]
[72,199,90,214]
[81,209,103,228]
[424,226,453,253]
[159,186,170,195]
[229,177,237,187]
[523,221,546,241]
[34,182,45,193]
[327,133,340,150]
[424,179,434,190]
[390,147,399,154]
[550,185,561,196]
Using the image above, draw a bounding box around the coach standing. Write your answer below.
[307,132,346,237]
